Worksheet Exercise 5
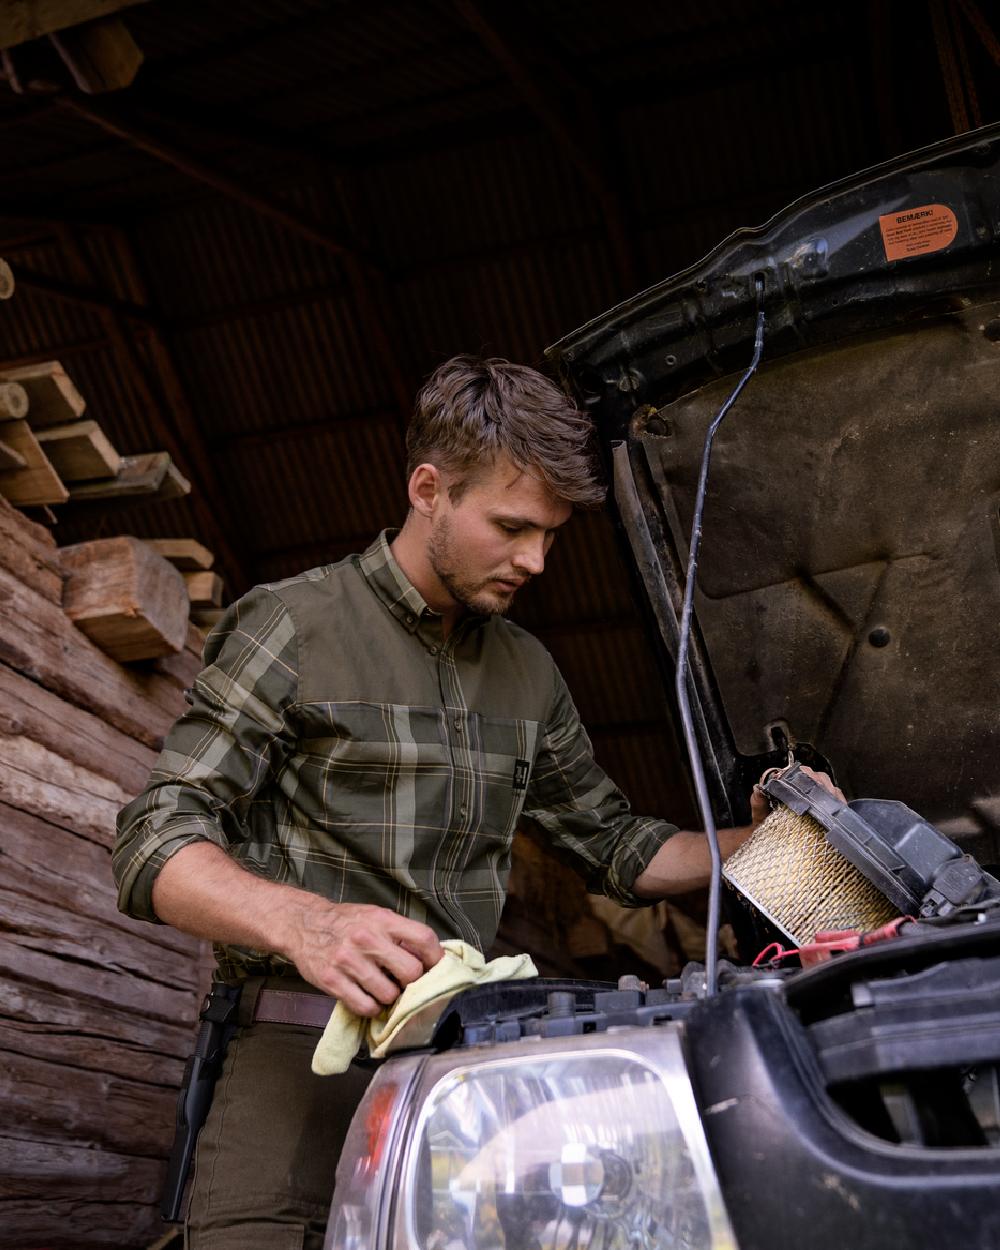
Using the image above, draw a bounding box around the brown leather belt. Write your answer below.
[253,987,336,1029]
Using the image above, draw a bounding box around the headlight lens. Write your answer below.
[327,1026,736,1250]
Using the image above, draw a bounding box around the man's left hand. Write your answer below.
[750,764,846,831]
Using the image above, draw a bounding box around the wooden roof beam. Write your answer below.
[118,87,353,179]
[0,334,122,369]
[452,0,637,291]
[56,95,360,259]
[0,0,147,50]
[57,94,413,424]
[13,266,155,322]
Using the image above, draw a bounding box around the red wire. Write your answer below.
[752,941,802,967]
[752,918,914,967]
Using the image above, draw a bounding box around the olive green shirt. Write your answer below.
[114,531,676,979]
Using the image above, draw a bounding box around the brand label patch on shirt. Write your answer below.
[512,759,530,791]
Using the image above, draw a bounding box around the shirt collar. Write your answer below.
[358,529,428,633]
[358,529,487,641]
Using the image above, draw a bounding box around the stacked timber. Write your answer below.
[0,360,189,509]
[146,537,226,632]
[0,493,208,1250]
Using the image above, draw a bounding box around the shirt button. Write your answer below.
[460,805,468,817]
[429,645,438,655]
[454,717,462,731]
[405,613,415,626]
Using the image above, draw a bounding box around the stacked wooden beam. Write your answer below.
[147,537,226,632]
[0,492,209,1250]
[0,360,190,509]
[62,536,190,662]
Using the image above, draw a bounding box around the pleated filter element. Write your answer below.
[723,802,899,946]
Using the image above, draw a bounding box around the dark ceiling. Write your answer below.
[0,0,994,823]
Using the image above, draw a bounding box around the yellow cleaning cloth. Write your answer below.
[311,939,537,1075]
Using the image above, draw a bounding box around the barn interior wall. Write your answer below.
[0,493,207,1249]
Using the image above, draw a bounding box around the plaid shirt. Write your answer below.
[114,531,676,979]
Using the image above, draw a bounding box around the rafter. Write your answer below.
[114,86,352,178]
[58,93,412,423]
[0,0,147,50]
[0,334,118,369]
[13,265,154,322]
[57,96,358,256]
[452,0,637,290]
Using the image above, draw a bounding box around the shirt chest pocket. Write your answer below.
[466,713,540,842]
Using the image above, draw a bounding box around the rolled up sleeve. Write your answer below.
[113,586,299,923]
[521,669,677,907]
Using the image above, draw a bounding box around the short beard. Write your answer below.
[427,515,514,617]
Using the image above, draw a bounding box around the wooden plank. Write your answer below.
[0,418,70,505]
[0,1193,162,1250]
[0,801,207,964]
[0,1047,175,1157]
[146,536,214,570]
[1,974,199,1066]
[0,436,25,470]
[191,607,225,632]
[3,940,199,1027]
[154,645,203,691]
[0,1135,163,1202]
[0,380,28,418]
[36,417,122,480]
[61,535,189,661]
[0,489,62,603]
[0,1,148,50]
[50,14,144,93]
[0,662,154,793]
[152,619,204,691]
[185,568,223,609]
[0,1016,184,1087]
[0,732,130,846]
[0,800,205,961]
[1,360,86,425]
[68,449,190,501]
[0,562,185,748]
[0,887,202,1007]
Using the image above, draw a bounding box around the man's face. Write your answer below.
[426,455,573,617]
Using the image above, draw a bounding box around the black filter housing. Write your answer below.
[762,764,1000,917]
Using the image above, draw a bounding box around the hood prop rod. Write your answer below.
[675,276,766,997]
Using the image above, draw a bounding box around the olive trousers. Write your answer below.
[184,978,373,1250]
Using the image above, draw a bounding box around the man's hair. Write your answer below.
[406,354,605,506]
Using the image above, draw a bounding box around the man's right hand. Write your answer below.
[150,841,444,1019]
[280,896,444,1017]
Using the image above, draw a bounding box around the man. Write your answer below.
[115,355,812,1247]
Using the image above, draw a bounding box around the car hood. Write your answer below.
[548,123,1000,856]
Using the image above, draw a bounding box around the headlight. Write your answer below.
[326,1026,737,1250]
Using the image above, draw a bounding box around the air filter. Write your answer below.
[723,802,898,945]
[723,764,1000,947]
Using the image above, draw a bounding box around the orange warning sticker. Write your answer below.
[879,203,958,262]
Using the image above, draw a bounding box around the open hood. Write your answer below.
[548,123,1000,857]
